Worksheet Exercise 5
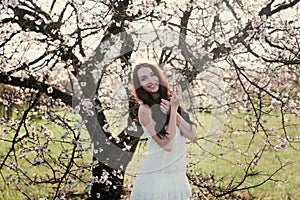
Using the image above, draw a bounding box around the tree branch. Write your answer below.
[0,73,73,106]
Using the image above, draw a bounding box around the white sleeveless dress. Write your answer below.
[130,126,192,200]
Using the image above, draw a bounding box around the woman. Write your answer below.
[130,63,198,200]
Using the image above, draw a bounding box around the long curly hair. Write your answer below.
[132,63,193,139]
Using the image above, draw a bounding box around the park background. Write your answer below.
[0,0,299,199]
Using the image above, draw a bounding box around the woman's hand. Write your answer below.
[160,98,170,115]
[160,84,182,114]
[175,84,185,110]
[170,85,181,110]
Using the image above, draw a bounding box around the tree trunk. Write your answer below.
[87,112,143,199]
[80,89,142,200]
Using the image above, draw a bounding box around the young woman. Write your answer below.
[130,63,198,200]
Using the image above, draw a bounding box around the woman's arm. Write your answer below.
[176,113,198,143]
[139,103,178,151]
[164,101,179,151]
[160,84,198,143]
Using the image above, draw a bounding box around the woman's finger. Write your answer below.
[161,99,170,115]
[160,104,166,114]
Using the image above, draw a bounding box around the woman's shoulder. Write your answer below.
[138,103,151,114]
[138,104,152,126]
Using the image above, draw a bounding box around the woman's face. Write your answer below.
[137,67,160,93]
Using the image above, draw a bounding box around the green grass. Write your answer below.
[190,113,300,199]
[1,111,299,199]
[194,134,300,199]
[0,111,93,200]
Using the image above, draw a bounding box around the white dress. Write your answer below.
[130,126,192,200]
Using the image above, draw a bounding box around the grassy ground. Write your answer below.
[0,111,299,199]
[0,113,93,200]
[194,130,300,199]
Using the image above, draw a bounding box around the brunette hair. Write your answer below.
[132,63,193,139]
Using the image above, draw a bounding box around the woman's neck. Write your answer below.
[151,92,160,101]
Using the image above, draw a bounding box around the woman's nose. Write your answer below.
[146,78,152,85]
[149,76,156,83]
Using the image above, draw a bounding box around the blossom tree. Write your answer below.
[0,0,299,199]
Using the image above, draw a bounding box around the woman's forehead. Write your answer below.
[137,67,154,77]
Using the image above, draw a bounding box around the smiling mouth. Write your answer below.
[148,83,158,89]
